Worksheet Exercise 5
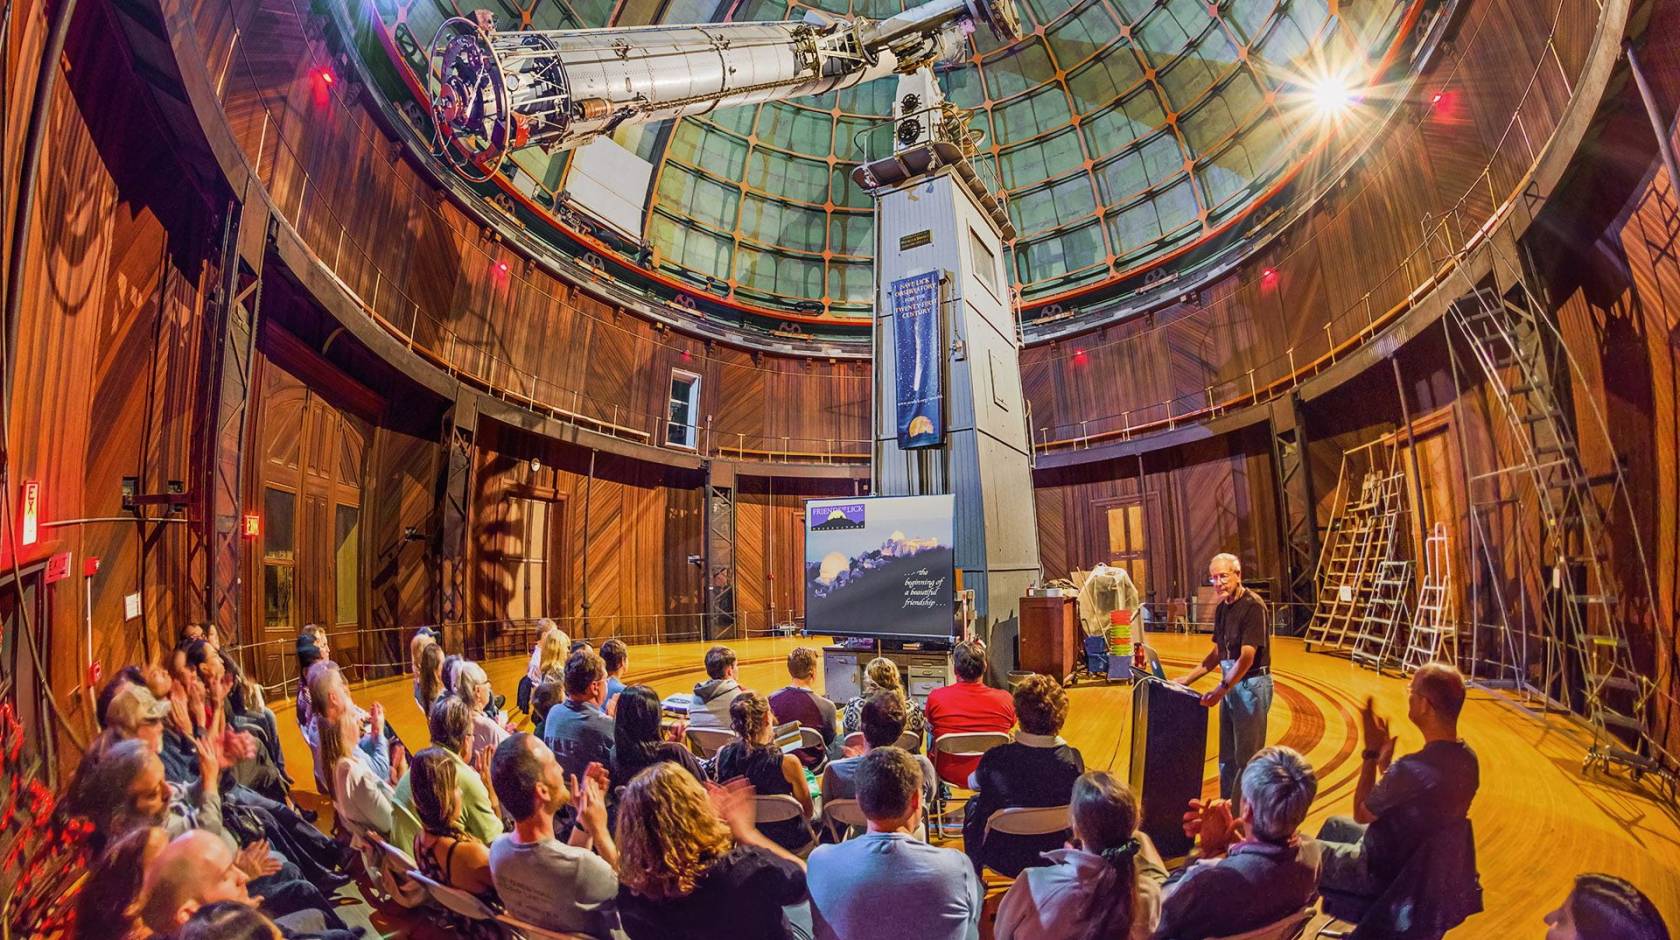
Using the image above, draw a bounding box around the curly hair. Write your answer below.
[728,690,772,742]
[862,657,902,696]
[615,762,734,901]
[1013,673,1068,736]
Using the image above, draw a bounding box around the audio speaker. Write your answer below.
[1129,678,1207,858]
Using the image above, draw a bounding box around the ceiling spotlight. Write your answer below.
[1307,74,1358,117]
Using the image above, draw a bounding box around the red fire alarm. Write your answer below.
[21,480,38,546]
[242,513,261,539]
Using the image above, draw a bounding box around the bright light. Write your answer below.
[317,67,336,86]
[1307,74,1357,117]
[1072,348,1088,365]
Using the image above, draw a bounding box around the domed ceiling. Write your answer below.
[361,0,1425,330]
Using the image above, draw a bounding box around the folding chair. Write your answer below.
[797,726,829,773]
[363,831,427,908]
[820,798,868,842]
[686,727,739,759]
[407,867,503,928]
[978,805,1072,876]
[496,913,595,939]
[930,731,1012,838]
[754,793,817,857]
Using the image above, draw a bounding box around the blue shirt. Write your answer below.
[543,698,616,780]
[606,676,627,701]
[808,832,981,940]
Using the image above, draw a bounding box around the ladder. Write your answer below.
[1450,280,1675,786]
[1402,522,1456,674]
[1305,468,1406,651]
[1351,560,1413,673]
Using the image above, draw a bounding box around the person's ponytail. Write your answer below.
[1071,773,1142,940]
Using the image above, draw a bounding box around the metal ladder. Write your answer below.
[1449,280,1675,787]
[1351,560,1413,673]
[1305,468,1407,651]
[1402,522,1456,674]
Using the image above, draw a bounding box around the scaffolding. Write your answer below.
[1304,442,1409,653]
[1401,522,1457,674]
[1350,560,1413,673]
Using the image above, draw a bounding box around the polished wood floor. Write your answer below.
[275,633,1680,937]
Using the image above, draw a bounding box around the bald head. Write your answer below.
[138,831,250,932]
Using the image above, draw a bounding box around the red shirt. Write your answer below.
[924,679,1017,786]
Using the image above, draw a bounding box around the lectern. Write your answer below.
[1128,676,1207,858]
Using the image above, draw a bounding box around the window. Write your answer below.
[263,487,296,629]
[667,370,701,449]
[1105,501,1148,593]
[334,504,360,625]
[970,227,1000,296]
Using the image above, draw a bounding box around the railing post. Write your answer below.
[1121,411,1131,439]
[1247,369,1257,403]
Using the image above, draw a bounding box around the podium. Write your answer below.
[1128,676,1207,858]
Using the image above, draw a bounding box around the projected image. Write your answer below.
[805,495,955,640]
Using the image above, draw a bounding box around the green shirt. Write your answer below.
[391,749,503,853]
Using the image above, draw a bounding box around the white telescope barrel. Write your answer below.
[428,0,1020,178]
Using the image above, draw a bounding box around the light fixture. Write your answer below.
[529,457,542,474]
[1307,74,1357,117]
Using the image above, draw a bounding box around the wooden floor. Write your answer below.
[275,633,1680,937]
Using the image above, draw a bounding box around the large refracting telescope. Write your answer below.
[427,0,1020,180]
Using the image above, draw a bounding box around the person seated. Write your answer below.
[410,747,498,909]
[808,748,981,940]
[688,645,745,731]
[531,676,566,729]
[316,707,405,837]
[714,692,814,853]
[1545,873,1671,940]
[294,626,328,734]
[174,901,289,940]
[185,639,289,805]
[304,661,392,790]
[820,692,936,838]
[75,825,168,940]
[1314,663,1478,901]
[995,771,1168,940]
[963,674,1084,877]
[415,642,447,715]
[523,624,570,714]
[136,830,356,939]
[612,684,706,789]
[487,733,626,938]
[392,696,504,853]
[841,658,926,751]
[924,639,1015,787]
[544,648,617,782]
[457,659,513,755]
[602,638,630,704]
[615,763,809,940]
[768,646,838,770]
[1155,746,1319,939]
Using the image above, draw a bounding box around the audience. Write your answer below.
[688,645,745,730]
[522,623,570,714]
[410,746,498,907]
[924,639,1015,787]
[963,674,1083,877]
[821,690,937,837]
[174,901,287,940]
[415,642,446,715]
[457,659,513,755]
[136,830,356,939]
[1156,746,1319,939]
[841,657,926,751]
[1315,663,1478,901]
[487,733,625,938]
[74,825,167,940]
[544,648,618,782]
[994,771,1166,940]
[768,646,838,770]
[317,706,403,837]
[295,625,328,734]
[1545,873,1670,940]
[714,691,814,853]
[615,763,808,939]
[392,696,503,853]
[808,747,981,940]
[612,684,706,788]
[602,638,630,703]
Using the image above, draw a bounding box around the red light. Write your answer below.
[1072,348,1088,365]
[20,481,38,546]
[681,350,692,363]
[1261,267,1278,286]
[242,513,260,540]
[1430,93,1443,106]
[317,67,335,86]
[496,261,509,274]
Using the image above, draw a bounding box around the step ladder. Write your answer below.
[1305,467,1406,652]
[1449,271,1675,790]
[1401,522,1456,674]
[1351,561,1413,673]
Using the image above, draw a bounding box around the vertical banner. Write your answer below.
[891,270,944,449]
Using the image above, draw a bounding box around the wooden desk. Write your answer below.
[1019,595,1077,679]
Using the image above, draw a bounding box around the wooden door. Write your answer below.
[772,507,805,627]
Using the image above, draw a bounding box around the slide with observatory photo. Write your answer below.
[804,495,955,640]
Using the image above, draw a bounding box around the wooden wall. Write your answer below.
[1,0,221,774]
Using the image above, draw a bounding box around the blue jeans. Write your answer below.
[1219,673,1273,807]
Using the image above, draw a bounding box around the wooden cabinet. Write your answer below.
[1019,595,1077,679]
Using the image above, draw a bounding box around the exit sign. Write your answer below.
[242,513,260,539]
[20,481,38,546]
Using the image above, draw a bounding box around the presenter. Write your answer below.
[1175,552,1272,810]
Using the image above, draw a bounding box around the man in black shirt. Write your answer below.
[1176,552,1272,808]
[1315,662,1479,898]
